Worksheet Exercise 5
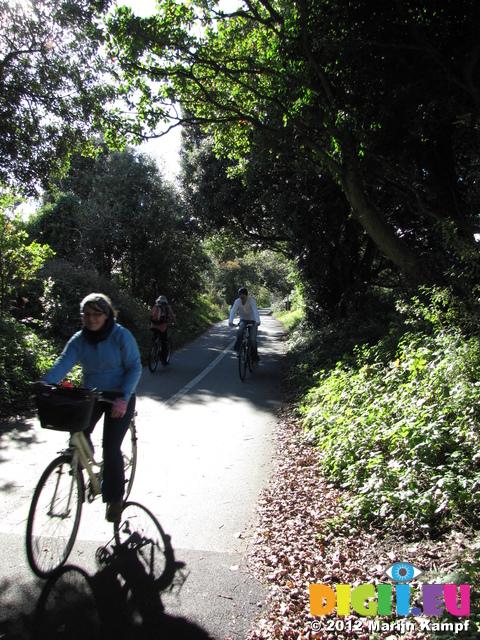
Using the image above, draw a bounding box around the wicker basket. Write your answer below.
[34,385,96,432]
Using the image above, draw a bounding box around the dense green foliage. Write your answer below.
[180,128,371,313]
[0,315,57,410]
[108,0,480,293]
[0,200,53,316]
[29,145,210,304]
[283,288,480,533]
[0,0,117,193]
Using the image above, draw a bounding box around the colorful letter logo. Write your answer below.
[309,562,470,617]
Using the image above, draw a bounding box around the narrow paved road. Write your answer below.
[0,313,285,639]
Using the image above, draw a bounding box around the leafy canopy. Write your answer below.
[0,0,117,192]
[107,0,480,286]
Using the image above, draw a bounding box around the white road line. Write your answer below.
[164,340,236,407]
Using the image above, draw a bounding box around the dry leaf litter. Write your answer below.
[235,410,479,640]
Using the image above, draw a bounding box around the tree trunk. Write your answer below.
[340,164,437,286]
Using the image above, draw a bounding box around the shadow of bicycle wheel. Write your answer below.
[111,501,179,589]
[32,502,213,640]
[33,566,101,640]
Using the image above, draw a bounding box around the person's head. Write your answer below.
[80,293,115,331]
[156,295,168,306]
[238,287,248,301]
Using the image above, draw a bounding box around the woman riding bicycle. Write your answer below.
[228,287,261,362]
[148,295,177,366]
[41,293,142,523]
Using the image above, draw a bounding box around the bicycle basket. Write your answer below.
[34,385,96,432]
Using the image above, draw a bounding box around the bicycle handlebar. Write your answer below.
[32,382,124,404]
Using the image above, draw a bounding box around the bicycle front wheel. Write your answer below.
[26,454,84,578]
[123,419,137,500]
[238,344,247,381]
[148,341,159,372]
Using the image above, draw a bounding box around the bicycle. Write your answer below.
[148,323,174,372]
[235,322,257,381]
[26,383,138,578]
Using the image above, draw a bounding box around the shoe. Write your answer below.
[106,502,123,523]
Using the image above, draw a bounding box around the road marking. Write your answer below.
[164,341,235,406]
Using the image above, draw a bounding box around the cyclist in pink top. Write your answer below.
[149,295,177,365]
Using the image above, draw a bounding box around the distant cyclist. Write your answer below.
[149,295,177,365]
[228,287,261,362]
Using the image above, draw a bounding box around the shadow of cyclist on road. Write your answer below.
[32,504,213,640]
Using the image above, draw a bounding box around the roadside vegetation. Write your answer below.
[255,290,480,639]
[283,287,480,535]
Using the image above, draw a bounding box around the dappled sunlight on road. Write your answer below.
[132,316,285,554]
[136,315,285,414]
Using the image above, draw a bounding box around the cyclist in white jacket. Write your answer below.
[228,287,261,362]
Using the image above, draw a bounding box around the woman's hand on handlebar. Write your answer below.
[111,397,128,418]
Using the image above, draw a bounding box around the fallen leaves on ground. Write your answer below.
[243,411,479,640]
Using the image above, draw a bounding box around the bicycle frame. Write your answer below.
[242,326,251,361]
[71,431,103,498]
[46,461,77,519]
[238,322,254,352]
[148,323,174,372]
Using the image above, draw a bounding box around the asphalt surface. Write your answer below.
[0,313,285,640]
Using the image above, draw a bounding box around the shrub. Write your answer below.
[300,301,480,532]
[0,315,57,414]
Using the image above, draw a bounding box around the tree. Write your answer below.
[107,0,480,287]
[0,0,116,192]
[0,195,53,316]
[180,126,384,313]
[29,146,211,305]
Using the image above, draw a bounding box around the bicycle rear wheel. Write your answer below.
[123,419,137,500]
[148,341,159,372]
[26,454,84,577]
[247,343,254,373]
[162,338,171,365]
[238,343,247,381]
